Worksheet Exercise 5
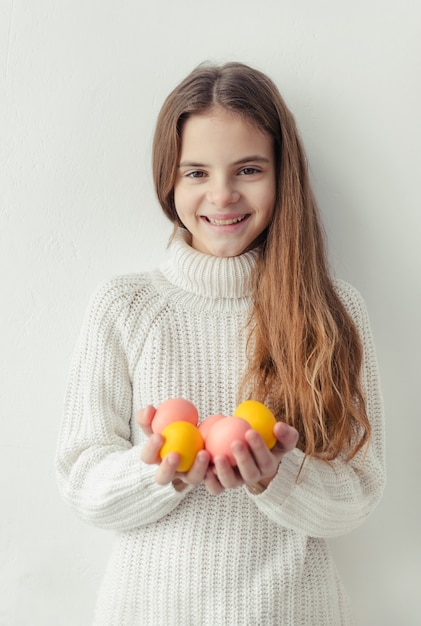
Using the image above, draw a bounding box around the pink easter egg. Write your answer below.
[198,414,226,440]
[205,416,251,466]
[151,398,198,434]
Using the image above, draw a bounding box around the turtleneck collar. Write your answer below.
[159,229,259,300]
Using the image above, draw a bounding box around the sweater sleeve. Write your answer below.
[247,281,386,538]
[55,278,191,532]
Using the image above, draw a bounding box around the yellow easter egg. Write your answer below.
[233,400,277,449]
[159,421,204,472]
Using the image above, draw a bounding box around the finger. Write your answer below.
[203,468,225,495]
[182,449,211,485]
[154,452,181,485]
[243,430,277,479]
[230,438,261,484]
[140,433,164,465]
[213,454,244,489]
[136,405,156,436]
[273,422,299,453]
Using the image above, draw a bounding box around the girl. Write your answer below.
[56,62,385,625]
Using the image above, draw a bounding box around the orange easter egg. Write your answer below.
[198,414,226,440]
[205,416,251,466]
[159,421,204,472]
[233,400,277,449]
[152,398,198,434]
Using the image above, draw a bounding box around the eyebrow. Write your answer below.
[178,155,271,168]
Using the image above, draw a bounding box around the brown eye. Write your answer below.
[239,167,259,176]
[187,170,206,179]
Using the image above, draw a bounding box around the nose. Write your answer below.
[206,180,240,208]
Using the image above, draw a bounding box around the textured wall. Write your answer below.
[1,1,420,624]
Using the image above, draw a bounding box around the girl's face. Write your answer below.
[174,107,276,257]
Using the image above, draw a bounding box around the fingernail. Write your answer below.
[231,440,242,451]
[248,430,261,444]
[167,452,180,467]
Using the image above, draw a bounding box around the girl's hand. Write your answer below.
[204,421,299,495]
[136,407,211,488]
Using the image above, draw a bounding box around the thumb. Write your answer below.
[273,422,299,452]
[136,405,156,435]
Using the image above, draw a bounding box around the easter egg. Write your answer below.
[233,400,277,449]
[198,414,226,440]
[159,421,204,472]
[205,416,251,466]
[152,398,198,434]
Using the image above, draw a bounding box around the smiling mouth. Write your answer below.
[204,215,250,226]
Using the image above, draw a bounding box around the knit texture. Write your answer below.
[56,229,385,625]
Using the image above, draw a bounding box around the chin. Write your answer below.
[208,245,246,258]
[192,234,253,257]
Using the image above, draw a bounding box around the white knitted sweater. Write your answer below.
[56,229,385,625]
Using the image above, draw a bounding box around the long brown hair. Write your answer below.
[152,62,370,461]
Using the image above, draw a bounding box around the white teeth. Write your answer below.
[207,215,247,226]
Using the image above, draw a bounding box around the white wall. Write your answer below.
[1,1,420,624]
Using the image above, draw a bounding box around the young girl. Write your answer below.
[56,62,385,625]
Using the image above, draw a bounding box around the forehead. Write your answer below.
[179,107,273,159]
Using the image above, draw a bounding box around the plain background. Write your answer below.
[1,1,420,624]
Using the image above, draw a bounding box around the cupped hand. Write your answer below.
[137,406,211,488]
[204,421,299,495]
[137,407,299,495]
